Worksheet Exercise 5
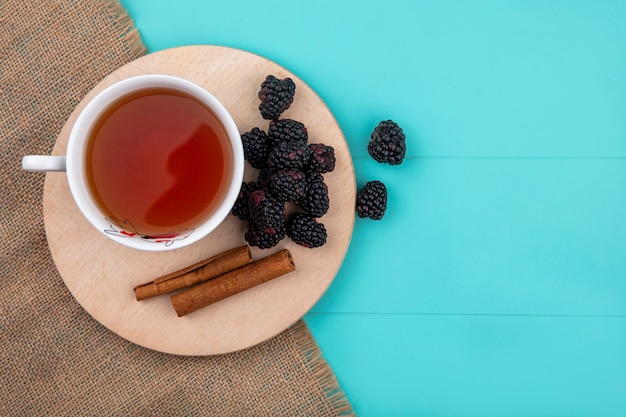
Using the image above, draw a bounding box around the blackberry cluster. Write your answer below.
[268,119,308,146]
[258,75,296,120]
[248,190,285,234]
[356,181,387,220]
[241,128,271,169]
[368,120,406,165]
[268,169,307,202]
[307,143,335,174]
[268,139,311,170]
[245,221,286,249]
[356,120,406,220]
[287,214,327,248]
[297,172,329,217]
[233,74,337,249]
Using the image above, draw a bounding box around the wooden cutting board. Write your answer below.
[43,45,356,355]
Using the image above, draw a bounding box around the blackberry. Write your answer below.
[241,128,271,169]
[258,75,296,120]
[231,181,259,220]
[256,166,272,190]
[368,120,406,165]
[356,181,387,220]
[287,213,327,248]
[268,168,307,202]
[268,139,311,170]
[248,189,286,234]
[268,119,308,146]
[306,143,335,173]
[297,172,329,218]
[245,220,285,249]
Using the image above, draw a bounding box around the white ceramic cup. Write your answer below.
[22,74,244,251]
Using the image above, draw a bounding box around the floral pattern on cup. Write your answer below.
[104,218,194,247]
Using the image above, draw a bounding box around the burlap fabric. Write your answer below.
[0,1,354,415]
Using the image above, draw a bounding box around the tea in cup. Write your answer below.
[22,74,244,251]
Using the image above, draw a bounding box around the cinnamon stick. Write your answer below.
[171,249,295,317]
[134,245,252,301]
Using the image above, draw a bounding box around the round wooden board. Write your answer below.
[43,45,355,355]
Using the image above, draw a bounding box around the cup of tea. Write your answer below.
[22,74,244,251]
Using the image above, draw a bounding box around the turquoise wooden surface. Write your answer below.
[120,1,626,415]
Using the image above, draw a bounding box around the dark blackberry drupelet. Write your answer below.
[231,181,259,220]
[306,143,335,173]
[245,220,285,249]
[258,75,296,120]
[267,119,308,146]
[248,189,286,234]
[287,213,327,248]
[268,139,311,170]
[297,172,329,218]
[241,127,271,169]
[268,168,307,202]
[356,181,387,220]
[256,166,272,190]
[368,120,406,165]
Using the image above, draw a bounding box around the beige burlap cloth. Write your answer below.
[0,1,354,415]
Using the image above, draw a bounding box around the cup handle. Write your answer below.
[21,155,67,172]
